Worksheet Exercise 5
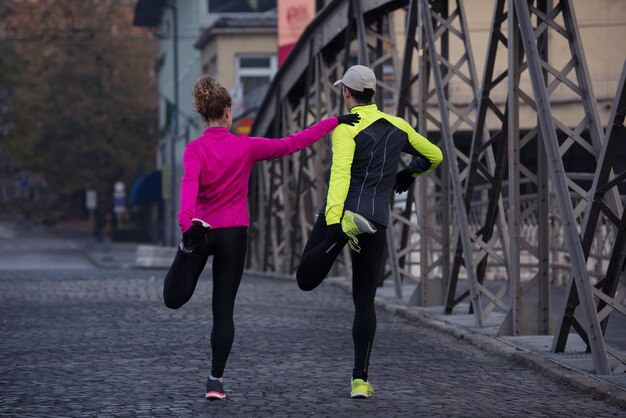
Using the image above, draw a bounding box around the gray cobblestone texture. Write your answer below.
[1,268,624,417]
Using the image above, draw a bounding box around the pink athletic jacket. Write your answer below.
[178,117,339,233]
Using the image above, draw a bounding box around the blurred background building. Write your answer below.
[195,15,278,129]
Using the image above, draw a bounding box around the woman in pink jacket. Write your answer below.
[163,75,360,400]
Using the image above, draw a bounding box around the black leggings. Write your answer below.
[296,215,385,381]
[163,227,248,378]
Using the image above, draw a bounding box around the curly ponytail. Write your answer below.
[192,76,232,124]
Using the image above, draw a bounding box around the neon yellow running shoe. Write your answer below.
[351,378,375,398]
[341,210,377,253]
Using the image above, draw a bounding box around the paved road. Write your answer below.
[1,267,624,417]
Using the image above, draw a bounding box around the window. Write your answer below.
[202,56,217,76]
[208,0,276,14]
[236,54,277,98]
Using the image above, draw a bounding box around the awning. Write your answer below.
[130,170,162,205]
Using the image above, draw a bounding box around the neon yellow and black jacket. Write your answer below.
[324,104,443,227]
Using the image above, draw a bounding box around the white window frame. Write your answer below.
[235,54,278,95]
[205,0,277,16]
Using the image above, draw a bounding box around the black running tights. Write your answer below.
[296,215,385,381]
[163,227,248,378]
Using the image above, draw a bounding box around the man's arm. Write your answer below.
[393,119,443,193]
[325,125,356,225]
[403,125,443,176]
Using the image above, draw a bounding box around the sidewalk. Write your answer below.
[82,240,141,269]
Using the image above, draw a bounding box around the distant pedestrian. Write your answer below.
[162,75,360,400]
[296,65,443,398]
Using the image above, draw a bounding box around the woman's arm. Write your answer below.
[177,145,201,234]
[246,117,339,162]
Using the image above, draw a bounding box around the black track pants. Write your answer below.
[163,227,248,378]
[296,215,385,381]
[296,215,345,291]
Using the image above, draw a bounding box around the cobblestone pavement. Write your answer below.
[1,268,624,417]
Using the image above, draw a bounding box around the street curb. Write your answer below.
[82,250,122,269]
[82,243,142,270]
[244,269,295,281]
[329,279,626,409]
[82,250,137,270]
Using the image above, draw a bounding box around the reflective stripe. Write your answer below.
[370,127,396,216]
[356,149,374,212]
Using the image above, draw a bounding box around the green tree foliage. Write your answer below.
[0,0,158,221]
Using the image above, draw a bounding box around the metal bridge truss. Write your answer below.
[507,0,624,375]
[416,0,512,327]
[441,0,514,327]
[552,60,626,374]
[249,0,625,375]
[392,0,446,307]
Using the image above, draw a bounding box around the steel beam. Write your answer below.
[445,0,511,322]
[500,0,552,336]
[553,59,626,374]
[513,0,611,374]
[419,0,484,326]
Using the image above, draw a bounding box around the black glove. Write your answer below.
[394,169,415,193]
[327,223,348,243]
[336,113,361,126]
[182,221,208,249]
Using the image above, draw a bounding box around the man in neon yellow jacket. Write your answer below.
[296,65,443,399]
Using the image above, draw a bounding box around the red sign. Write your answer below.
[278,0,316,65]
[235,118,254,136]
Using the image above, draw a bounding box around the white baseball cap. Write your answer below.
[333,65,376,92]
